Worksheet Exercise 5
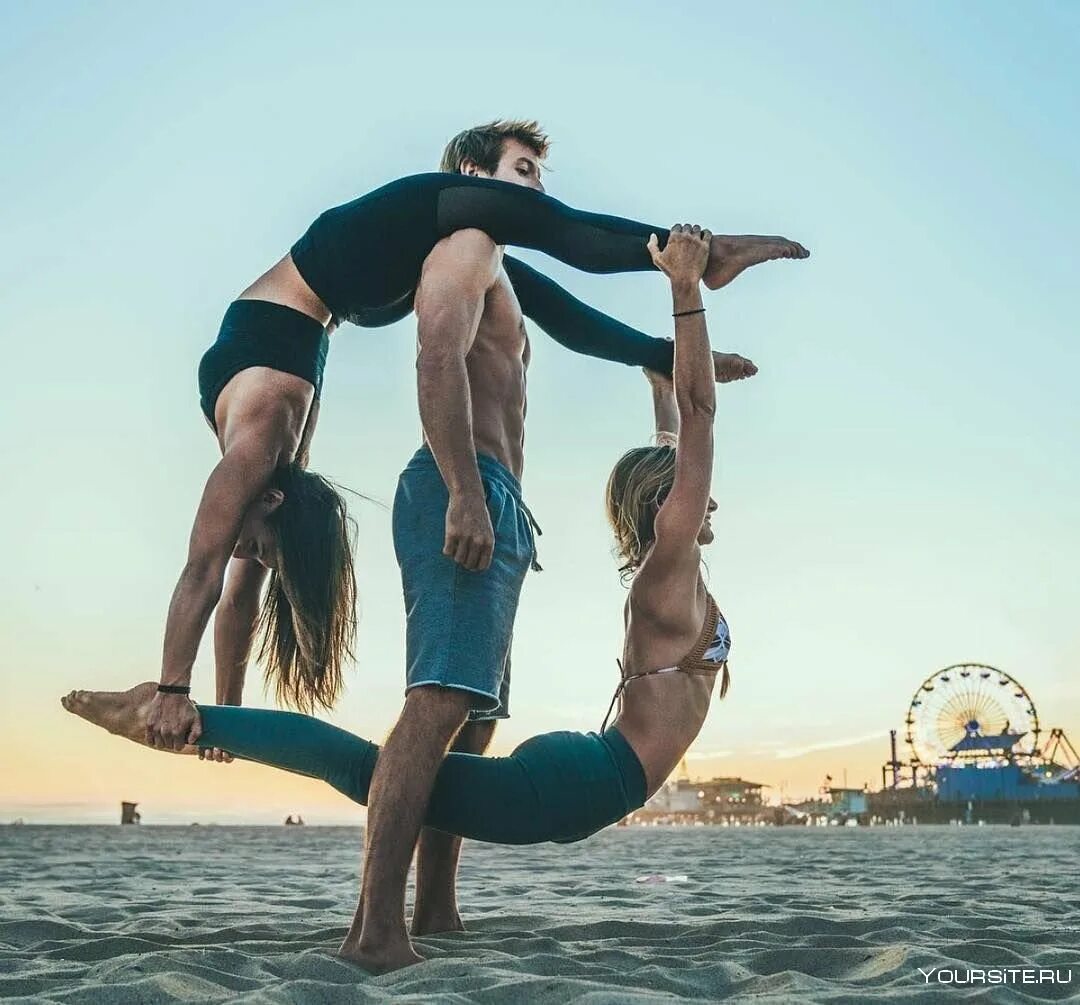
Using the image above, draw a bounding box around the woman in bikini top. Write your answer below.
[601,594,731,733]
[599,223,744,798]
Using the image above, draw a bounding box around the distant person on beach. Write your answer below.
[140,118,808,768]
[66,222,740,972]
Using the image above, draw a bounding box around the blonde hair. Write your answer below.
[439,119,550,174]
[605,445,677,581]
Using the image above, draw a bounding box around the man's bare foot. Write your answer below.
[411,907,465,936]
[712,352,758,383]
[61,683,198,753]
[704,235,809,290]
[337,937,424,974]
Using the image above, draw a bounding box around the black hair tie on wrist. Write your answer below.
[157,684,192,695]
[673,308,706,318]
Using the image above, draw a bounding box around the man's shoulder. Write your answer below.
[433,227,499,259]
[419,230,501,291]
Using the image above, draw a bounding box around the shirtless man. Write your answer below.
[339,131,757,971]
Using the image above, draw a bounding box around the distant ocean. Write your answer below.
[2,825,1077,1002]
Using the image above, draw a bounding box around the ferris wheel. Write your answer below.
[905,663,1040,766]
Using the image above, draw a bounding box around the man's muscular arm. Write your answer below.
[414,229,501,571]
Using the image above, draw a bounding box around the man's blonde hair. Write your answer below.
[439,119,550,174]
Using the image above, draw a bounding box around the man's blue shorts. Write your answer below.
[392,445,539,720]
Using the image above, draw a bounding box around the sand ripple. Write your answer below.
[1,825,1077,1002]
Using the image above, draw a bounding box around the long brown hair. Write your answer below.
[605,444,677,582]
[256,464,357,713]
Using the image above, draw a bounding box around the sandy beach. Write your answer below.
[1,824,1077,1002]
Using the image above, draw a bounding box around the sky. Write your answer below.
[1,1,1077,823]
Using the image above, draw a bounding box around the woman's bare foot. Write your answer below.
[712,352,758,383]
[61,683,198,754]
[337,937,424,974]
[704,235,809,290]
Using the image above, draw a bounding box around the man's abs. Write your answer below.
[466,270,529,477]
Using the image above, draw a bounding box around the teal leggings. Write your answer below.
[197,706,647,845]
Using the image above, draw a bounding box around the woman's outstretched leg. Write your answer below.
[433,175,809,290]
[61,685,378,803]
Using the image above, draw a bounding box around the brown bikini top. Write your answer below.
[600,594,731,734]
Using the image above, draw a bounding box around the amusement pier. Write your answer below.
[627,663,1079,827]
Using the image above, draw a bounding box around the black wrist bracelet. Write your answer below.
[673,307,706,318]
[157,684,191,695]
